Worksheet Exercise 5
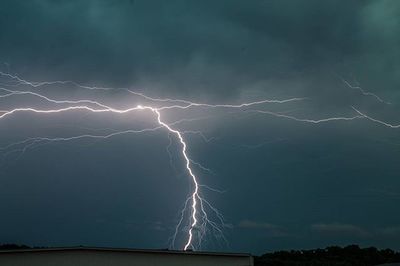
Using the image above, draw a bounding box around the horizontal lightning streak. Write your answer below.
[247,109,364,123]
[0,71,305,110]
[352,107,400,129]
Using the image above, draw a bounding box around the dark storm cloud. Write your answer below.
[1,0,400,254]
[1,0,399,101]
[238,220,288,237]
[311,223,371,238]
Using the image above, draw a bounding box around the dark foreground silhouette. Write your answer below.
[255,245,400,266]
[0,244,30,250]
[1,244,400,265]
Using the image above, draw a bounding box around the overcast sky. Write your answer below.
[0,0,400,254]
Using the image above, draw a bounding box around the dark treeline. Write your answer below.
[255,245,400,266]
[0,244,30,250]
[0,244,48,250]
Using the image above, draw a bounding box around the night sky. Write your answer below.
[0,0,400,255]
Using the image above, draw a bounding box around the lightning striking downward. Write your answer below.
[0,71,398,250]
[139,105,200,250]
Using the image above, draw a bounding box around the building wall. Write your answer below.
[0,250,254,266]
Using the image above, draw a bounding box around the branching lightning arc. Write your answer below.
[0,71,398,250]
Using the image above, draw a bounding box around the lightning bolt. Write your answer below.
[352,107,400,129]
[338,75,391,105]
[0,71,398,250]
[0,72,300,250]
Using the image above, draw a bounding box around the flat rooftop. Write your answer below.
[0,246,251,257]
[0,246,254,266]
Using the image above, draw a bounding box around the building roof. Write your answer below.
[0,246,251,258]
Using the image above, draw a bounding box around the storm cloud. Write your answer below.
[0,0,400,254]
